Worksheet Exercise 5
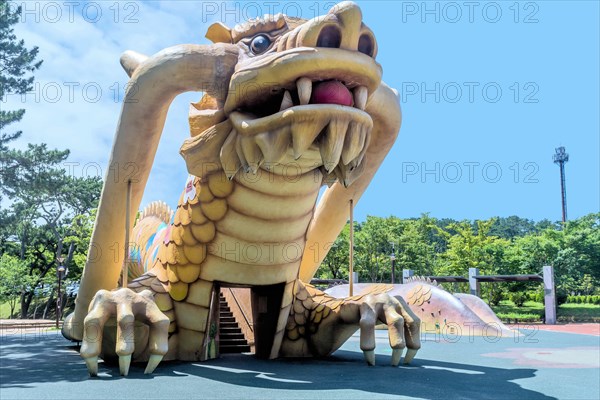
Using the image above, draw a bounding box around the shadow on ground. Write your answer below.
[0,333,555,399]
[177,351,554,400]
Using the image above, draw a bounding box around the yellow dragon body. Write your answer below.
[62,2,422,376]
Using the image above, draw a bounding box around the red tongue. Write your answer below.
[311,80,353,106]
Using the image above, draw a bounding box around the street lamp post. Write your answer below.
[553,146,569,223]
[390,242,396,284]
[349,199,354,296]
[56,258,66,329]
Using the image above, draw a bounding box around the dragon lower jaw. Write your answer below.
[222,104,372,187]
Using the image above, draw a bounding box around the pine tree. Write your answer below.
[0,1,43,150]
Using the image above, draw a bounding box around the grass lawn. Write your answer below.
[558,303,600,322]
[492,300,600,323]
[1,299,76,319]
[0,302,20,319]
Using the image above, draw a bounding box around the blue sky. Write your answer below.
[6,1,599,222]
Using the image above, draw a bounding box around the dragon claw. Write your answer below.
[119,355,132,376]
[391,348,404,366]
[84,356,98,377]
[363,350,376,366]
[144,354,164,375]
[404,348,418,365]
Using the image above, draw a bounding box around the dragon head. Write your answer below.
[180,2,388,187]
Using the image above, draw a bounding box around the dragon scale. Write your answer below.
[128,133,328,360]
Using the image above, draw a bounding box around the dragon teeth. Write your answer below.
[255,126,291,165]
[297,77,312,105]
[358,127,372,165]
[240,135,263,174]
[235,134,251,173]
[337,156,366,188]
[341,122,366,165]
[291,119,327,159]
[220,129,242,180]
[320,118,348,173]
[353,86,368,111]
[280,90,294,111]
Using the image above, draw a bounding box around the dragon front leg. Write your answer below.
[280,281,421,366]
[79,286,171,376]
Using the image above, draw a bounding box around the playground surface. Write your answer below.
[1,324,599,400]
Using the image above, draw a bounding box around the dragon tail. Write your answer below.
[404,275,442,287]
[128,201,174,281]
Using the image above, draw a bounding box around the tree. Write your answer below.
[394,215,439,276]
[435,219,511,300]
[563,213,600,283]
[435,219,501,275]
[0,0,43,150]
[319,223,350,280]
[0,253,33,317]
[355,216,391,282]
[6,173,101,317]
[1,145,101,317]
[312,212,598,305]
[489,216,537,239]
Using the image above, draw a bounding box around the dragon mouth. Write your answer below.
[220,48,382,185]
[232,77,368,118]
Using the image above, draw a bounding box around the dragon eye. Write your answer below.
[250,35,271,55]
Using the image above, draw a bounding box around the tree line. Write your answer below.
[317,213,600,305]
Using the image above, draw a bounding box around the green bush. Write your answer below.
[571,295,599,304]
[489,289,504,306]
[510,292,527,307]
[556,290,568,306]
[496,312,541,323]
[527,292,538,302]
[538,292,545,303]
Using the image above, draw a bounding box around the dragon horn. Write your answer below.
[120,51,149,77]
[63,44,238,341]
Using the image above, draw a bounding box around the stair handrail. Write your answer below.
[226,288,254,333]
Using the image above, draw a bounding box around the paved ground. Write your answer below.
[510,323,600,336]
[1,324,599,400]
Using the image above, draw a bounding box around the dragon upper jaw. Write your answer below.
[223,47,382,115]
[217,47,381,185]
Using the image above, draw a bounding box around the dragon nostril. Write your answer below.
[317,25,342,48]
[358,34,374,57]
